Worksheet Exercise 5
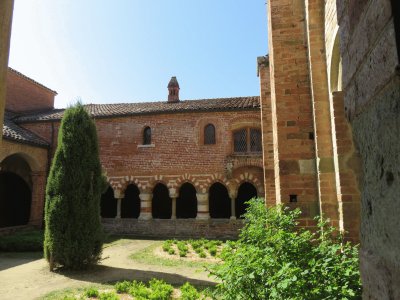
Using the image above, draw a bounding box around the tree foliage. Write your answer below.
[44,103,106,270]
[210,198,361,299]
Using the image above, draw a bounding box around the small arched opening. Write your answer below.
[0,172,31,227]
[176,182,197,219]
[100,186,117,218]
[209,182,231,218]
[152,183,172,219]
[122,184,141,218]
[236,182,257,218]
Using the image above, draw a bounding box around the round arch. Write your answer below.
[176,182,197,219]
[122,184,140,218]
[209,182,231,219]
[152,183,172,219]
[100,186,117,218]
[0,172,31,227]
[236,182,258,219]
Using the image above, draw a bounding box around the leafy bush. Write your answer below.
[129,281,151,298]
[115,280,131,293]
[44,103,106,270]
[210,198,361,300]
[168,248,175,255]
[209,246,217,257]
[0,230,43,252]
[148,279,174,300]
[84,287,99,297]
[180,282,201,300]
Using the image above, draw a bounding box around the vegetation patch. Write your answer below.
[209,198,362,300]
[130,242,218,269]
[161,239,224,261]
[40,280,209,299]
[0,229,44,252]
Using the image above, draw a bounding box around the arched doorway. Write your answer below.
[152,183,172,219]
[236,182,257,218]
[176,183,197,219]
[209,182,231,218]
[100,186,117,218]
[0,172,31,227]
[122,184,140,218]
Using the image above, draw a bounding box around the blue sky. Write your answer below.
[9,1,268,108]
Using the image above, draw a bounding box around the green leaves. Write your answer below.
[210,198,361,299]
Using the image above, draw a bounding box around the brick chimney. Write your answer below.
[167,76,180,103]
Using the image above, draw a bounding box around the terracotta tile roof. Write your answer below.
[2,112,49,147]
[15,96,260,123]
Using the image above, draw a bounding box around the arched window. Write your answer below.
[204,124,216,145]
[143,126,151,145]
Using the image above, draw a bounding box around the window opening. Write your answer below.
[204,124,216,145]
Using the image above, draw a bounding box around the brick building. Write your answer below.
[1,0,399,296]
[1,71,264,238]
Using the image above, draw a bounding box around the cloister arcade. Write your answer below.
[100,178,260,221]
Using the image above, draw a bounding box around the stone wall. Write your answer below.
[337,0,400,297]
[102,218,243,239]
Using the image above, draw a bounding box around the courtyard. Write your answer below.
[0,236,216,300]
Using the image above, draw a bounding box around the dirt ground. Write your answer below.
[0,239,215,300]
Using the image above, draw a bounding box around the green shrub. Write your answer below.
[129,281,151,298]
[199,251,207,258]
[44,103,106,270]
[180,282,200,300]
[209,246,217,257]
[210,198,361,300]
[162,240,173,252]
[115,280,131,293]
[99,291,119,300]
[148,279,174,300]
[0,230,43,252]
[168,248,175,255]
[84,287,99,297]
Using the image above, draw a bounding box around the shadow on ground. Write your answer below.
[54,264,216,287]
[0,251,42,271]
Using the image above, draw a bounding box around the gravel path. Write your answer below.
[0,239,214,300]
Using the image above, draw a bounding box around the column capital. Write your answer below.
[139,192,153,201]
[168,187,178,198]
[114,189,124,199]
[196,192,209,201]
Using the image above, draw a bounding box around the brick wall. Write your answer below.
[6,68,56,113]
[265,0,320,227]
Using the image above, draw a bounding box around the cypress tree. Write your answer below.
[44,103,106,270]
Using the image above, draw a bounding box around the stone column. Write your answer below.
[0,0,14,146]
[139,192,152,220]
[229,191,237,220]
[29,171,46,227]
[196,192,210,220]
[116,199,122,219]
[169,188,177,220]
[113,190,124,219]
